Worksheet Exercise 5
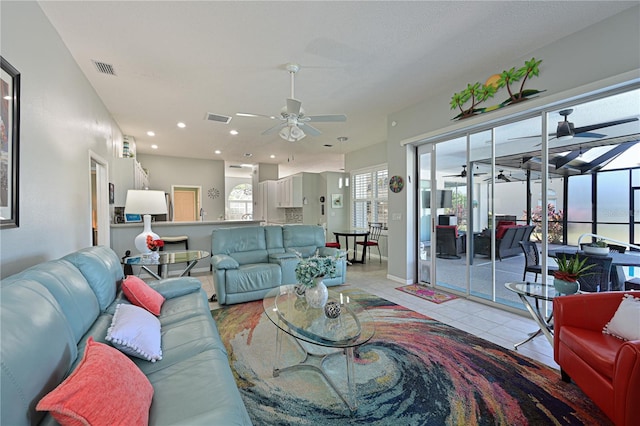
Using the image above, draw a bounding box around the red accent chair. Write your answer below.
[554,291,640,426]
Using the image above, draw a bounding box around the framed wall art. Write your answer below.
[331,193,343,209]
[1,57,20,229]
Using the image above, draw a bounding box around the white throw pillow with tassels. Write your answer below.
[603,294,640,341]
[106,303,162,362]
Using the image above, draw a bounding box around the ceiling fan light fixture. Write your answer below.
[279,125,306,142]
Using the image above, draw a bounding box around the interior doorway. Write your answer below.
[89,152,109,246]
[172,185,201,221]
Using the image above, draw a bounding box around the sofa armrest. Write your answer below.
[613,340,640,426]
[269,253,298,265]
[317,247,343,258]
[148,277,201,299]
[211,254,239,270]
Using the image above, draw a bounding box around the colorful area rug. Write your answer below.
[396,283,457,304]
[211,287,610,425]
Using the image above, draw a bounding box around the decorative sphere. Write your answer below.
[324,301,341,319]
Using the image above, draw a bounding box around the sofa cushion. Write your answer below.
[63,246,124,311]
[18,260,100,342]
[603,294,640,341]
[436,225,458,238]
[560,326,621,380]
[1,279,78,426]
[496,225,513,240]
[37,337,154,426]
[122,275,165,316]
[106,304,162,362]
[283,225,326,257]
[225,263,282,294]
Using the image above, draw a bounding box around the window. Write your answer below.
[352,165,388,229]
[227,183,252,220]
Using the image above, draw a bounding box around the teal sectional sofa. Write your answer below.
[0,246,251,425]
[211,225,346,304]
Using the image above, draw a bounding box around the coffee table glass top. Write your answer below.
[123,250,209,266]
[504,281,558,301]
[263,285,375,348]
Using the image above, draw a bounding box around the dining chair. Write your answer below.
[519,241,558,282]
[575,253,613,292]
[356,222,383,263]
[607,244,627,290]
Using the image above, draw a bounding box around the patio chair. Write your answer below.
[356,222,383,263]
[519,241,558,282]
[608,244,626,290]
[575,253,613,292]
[435,226,461,259]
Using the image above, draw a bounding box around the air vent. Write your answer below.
[206,113,232,124]
[92,60,116,76]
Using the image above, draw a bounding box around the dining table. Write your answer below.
[333,230,370,264]
[549,248,640,290]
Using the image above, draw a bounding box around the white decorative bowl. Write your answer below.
[583,246,610,256]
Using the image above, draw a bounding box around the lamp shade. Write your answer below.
[124,190,167,253]
[124,190,167,215]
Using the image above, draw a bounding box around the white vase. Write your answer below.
[134,214,159,254]
[305,277,328,308]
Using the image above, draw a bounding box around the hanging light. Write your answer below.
[279,125,306,142]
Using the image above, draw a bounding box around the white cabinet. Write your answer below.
[276,175,302,208]
[110,158,149,206]
[255,180,284,223]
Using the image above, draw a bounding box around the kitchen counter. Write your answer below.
[110,220,262,276]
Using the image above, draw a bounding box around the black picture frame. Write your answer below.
[1,57,20,229]
[109,183,115,204]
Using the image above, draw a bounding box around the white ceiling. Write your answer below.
[38,1,637,178]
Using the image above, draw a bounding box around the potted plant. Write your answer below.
[553,254,595,295]
[583,238,609,256]
[294,252,338,308]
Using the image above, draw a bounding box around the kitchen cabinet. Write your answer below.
[276,175,302,208]
[110,158,149,206]
[255,180,284,223]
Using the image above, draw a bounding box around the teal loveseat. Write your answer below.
[211,225,346,305]
[0,246,251,425]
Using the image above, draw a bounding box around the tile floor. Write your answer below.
[193,260,558,370]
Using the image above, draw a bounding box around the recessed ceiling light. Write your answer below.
[214,150,222,154]
[337,136,348,142]
[3,96,11,100]
[270,154,276,159]
[240,164,253,168]
[147,131,155,137]
[230,130,239,136]
[244,153,252,157]
[177,122,186,128]
[151,144,158,149]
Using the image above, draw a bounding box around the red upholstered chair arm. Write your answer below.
[554,292,632,360]
[614,341,640,426]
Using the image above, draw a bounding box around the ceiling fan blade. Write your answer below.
[262,122,286,136]
[305,114,347,123]
[573,117,639,134]
[236,112,277,120]
[300,122,322,136]
[286,98,302,116]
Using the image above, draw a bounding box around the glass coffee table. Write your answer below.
[122,250,210,279]
[262,285,375,414]
[505,281,558,349]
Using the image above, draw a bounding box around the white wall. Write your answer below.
[356,7,640,283]
[137,153,226,221]
[1,2,122,277]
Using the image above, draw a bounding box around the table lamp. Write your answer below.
[124,189,167,253]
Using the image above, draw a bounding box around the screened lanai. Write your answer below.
[417,85,640,313]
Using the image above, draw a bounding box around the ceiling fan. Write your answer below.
[444,165,488,178]
[484,170,522,183]
[510,108,639,143]
[236,63,346,142]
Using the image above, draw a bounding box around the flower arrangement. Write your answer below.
[146,235,164,251]
[295,251,338,287]
[553,254,595,283]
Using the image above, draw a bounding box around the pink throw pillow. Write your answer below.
[36,337,154,426]
[122,275,165,316]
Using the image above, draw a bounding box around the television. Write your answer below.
[422,190,453,209]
